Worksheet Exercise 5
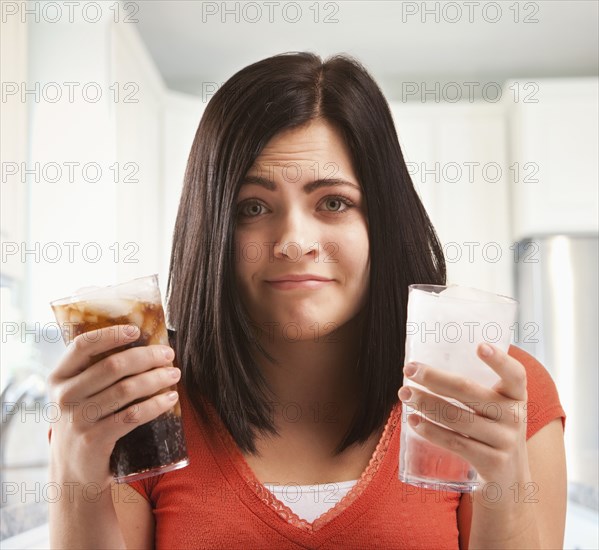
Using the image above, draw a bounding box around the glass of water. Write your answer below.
[398,284,518,492]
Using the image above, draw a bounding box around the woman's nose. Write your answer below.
[271,209,319,261]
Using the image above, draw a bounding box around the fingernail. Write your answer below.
[163,348,175,360]
[404,363,418,377]
[398,386,412,400]
[480,344,493,357]
[123,325,140,338]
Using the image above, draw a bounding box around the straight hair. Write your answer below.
[166,51,446,456]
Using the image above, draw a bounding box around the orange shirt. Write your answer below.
[120,345,566,549]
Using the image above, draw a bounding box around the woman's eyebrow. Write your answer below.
[241,175,361,194]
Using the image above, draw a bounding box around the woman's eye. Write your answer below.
[237,200,265,218]
[322,196,354,214]
[236,196,355,219]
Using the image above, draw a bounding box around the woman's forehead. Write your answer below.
[248,122,354,179]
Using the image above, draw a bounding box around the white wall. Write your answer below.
[1,13,28,286]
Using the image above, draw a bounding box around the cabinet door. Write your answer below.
[391,104,512,297]
[112,24,165,285]
[507,77,599,239]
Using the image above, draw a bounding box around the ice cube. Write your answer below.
[73,285,102,295]
[66,309,82,323]
[128,310,145,331]
[84,298,137,318]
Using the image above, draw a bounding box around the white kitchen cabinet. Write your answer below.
[506,77,599,240]
[25,14,119,322]
[24,16,170,322]
[390,103,513,297]
[111,22,166,288]
[389,78,599,297]
[16,13,208,323]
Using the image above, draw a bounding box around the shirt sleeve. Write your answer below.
[508,345,567,440]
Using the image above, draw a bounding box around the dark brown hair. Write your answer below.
[166,51,446,456]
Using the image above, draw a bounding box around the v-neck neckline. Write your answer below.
[200,396,402,540]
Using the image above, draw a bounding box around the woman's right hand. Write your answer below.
[47,324,181,492]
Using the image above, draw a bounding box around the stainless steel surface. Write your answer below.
[515,234,599,492]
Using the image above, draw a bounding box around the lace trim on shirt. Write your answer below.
[206,400,401,533]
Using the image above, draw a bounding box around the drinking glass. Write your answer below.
[399,284,518,492]
[50,274,189,483]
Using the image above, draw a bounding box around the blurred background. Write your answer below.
[1,0,597,547]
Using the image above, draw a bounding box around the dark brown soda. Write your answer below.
[52,300,188,481]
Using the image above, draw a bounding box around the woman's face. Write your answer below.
[234,119,370,341]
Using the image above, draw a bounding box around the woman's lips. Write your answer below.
[265,279,333,290]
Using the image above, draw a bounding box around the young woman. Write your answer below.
[48,52,567,549]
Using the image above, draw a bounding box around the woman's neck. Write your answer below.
[250,314,364,431]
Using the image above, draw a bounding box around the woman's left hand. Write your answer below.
[398,342,532,502]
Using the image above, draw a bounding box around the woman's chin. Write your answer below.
[252,310,354,341]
